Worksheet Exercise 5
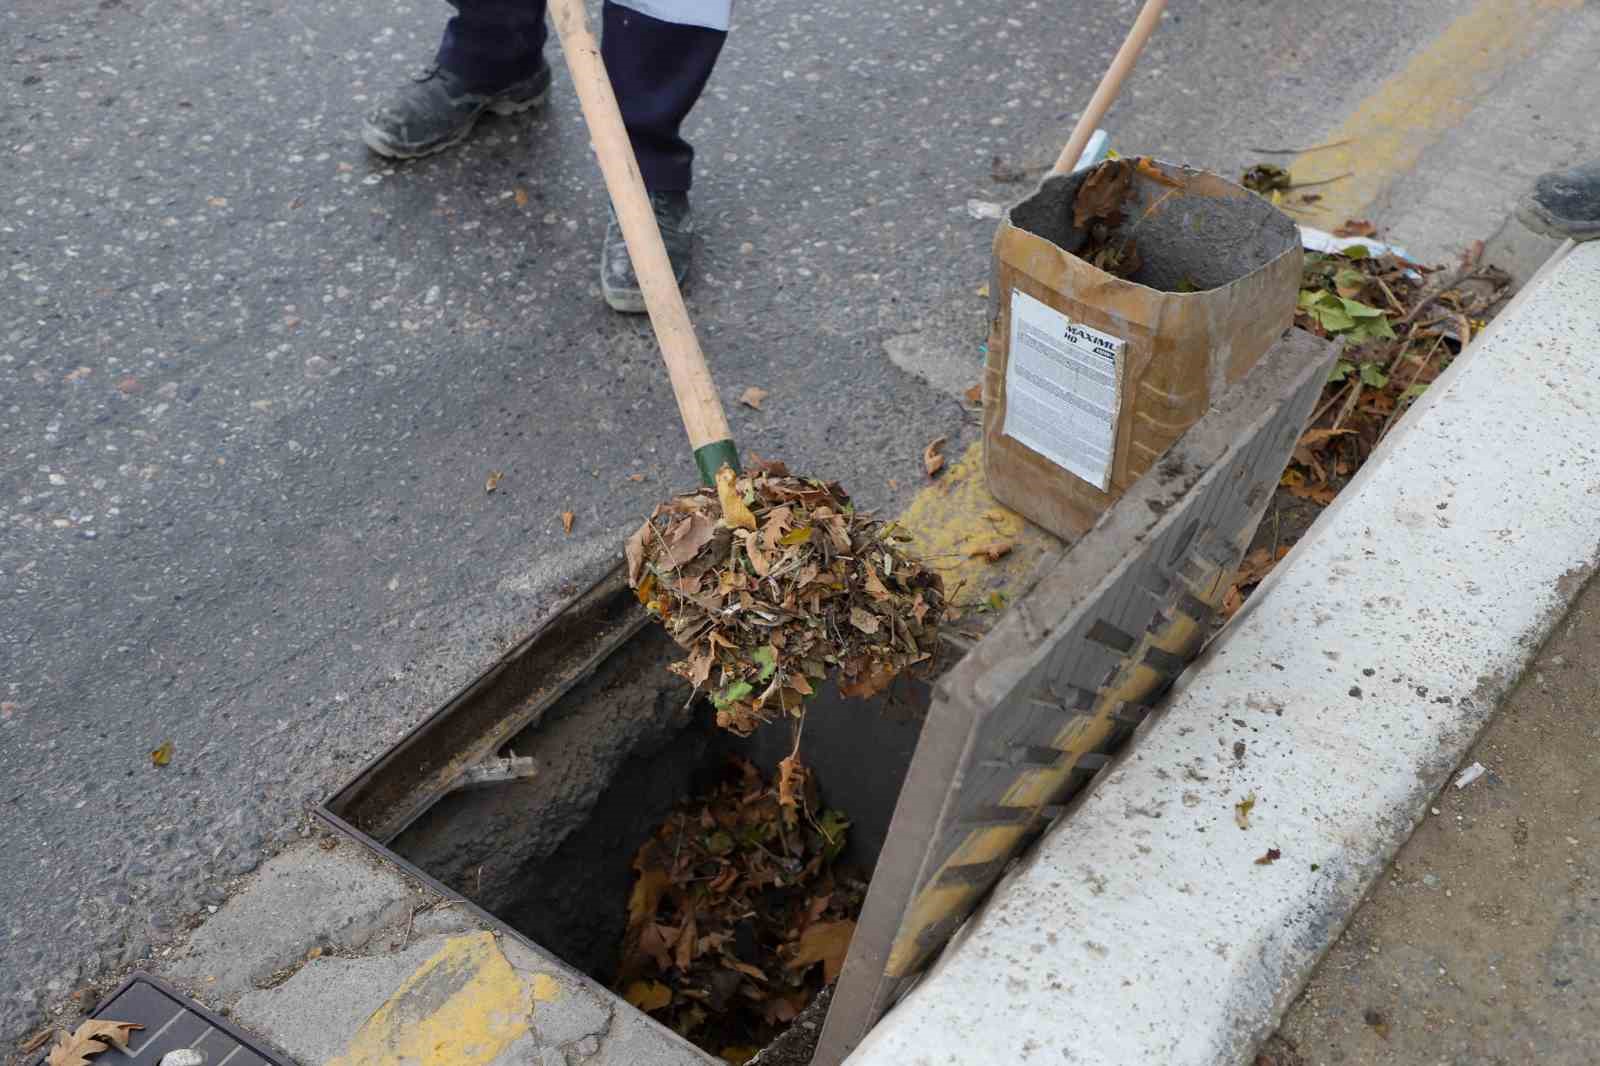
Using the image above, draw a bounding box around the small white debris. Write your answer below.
[965,199,1005,220]
[1454,762,1487,790]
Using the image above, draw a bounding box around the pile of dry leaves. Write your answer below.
[626,460,946,736]
[1223,226,1511,615]
[617,757,861,1063]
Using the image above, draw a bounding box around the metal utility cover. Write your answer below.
[36,974,292,1066]
[815,328,1338,1064]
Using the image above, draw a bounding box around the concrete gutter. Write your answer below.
[846,239,1600,1065]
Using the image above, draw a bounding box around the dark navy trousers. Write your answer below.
[436,0,726,192]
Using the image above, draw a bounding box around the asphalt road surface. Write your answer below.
[0,0,1546,1044]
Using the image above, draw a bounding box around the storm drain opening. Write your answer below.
[323,566,940,1065]
[320,330,1336,1066]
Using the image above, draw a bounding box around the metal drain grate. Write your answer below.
[36,974,291,1066]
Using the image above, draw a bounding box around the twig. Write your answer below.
[1377,334,1447,442]
[1373,275,1406,316]
[1288,171,1355,190]
[1307,380,1353,428]
[1331,382,1363,433]
[1246,138,1354,156]
[402,905,417,948]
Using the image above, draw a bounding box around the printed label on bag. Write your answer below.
[1001,289,1125,491]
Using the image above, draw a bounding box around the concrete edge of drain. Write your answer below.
[147,836,721,1066]
[843,237,1598,1065]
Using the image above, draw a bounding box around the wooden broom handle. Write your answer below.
[1051,0,1168,174]
[548,0,735,469]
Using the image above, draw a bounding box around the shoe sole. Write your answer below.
[362,86,550,161]
[1516,198,1600,242]
[601,282,649,314]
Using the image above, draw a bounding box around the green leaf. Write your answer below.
[817,809,851,863]
[1401,382,1429,401]
[704,831,735,856]
[752,645,777,682]
[1338,297,1385,319]
[1359,362,1389,388]
[712,680,753,709]
[1312,302,1356,332]
[1328,360,1355,384]
[1341,244,1371,260]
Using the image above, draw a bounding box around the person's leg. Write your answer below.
[598,0,730,312]
[1517,161,1600,242]
[364,0,553,159]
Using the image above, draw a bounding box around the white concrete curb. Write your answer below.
[847,240,1600,1066]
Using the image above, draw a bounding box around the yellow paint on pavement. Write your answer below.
[529,972,562,1002]
[1293,0,1581,229]
[328,932,530,1066]
[893,441,1061,610]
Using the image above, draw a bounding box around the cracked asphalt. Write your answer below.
[0,0,1525,1045]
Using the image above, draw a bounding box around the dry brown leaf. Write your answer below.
[967,540,1014,562]
[1135,156,1185,188]
[1073,159,1133,229]
[1332,219,1376,238]
[963,382,983,406]
[923,437,947,478]
[715,465,758,531]
[623,980,672,1012]
[625,519,651,586]
[663,513,718,569]
[626,867,671,933]
[777,754,807,810]
[628,472,647,482]
[1284,480,1338,506]
[21,1029,53,1055]
[485,470,504,494]
[848,607,880,635]
[786,919,855,983]
[150,741,173,768]
[1296,428,1355,450]
[1254,847,1282,866]
[838,660,899,699]
[46,1020,143,1066]
[561,510,575,535]
[514,187,529,208]
[675,912,698,972]
[739,387,770,410]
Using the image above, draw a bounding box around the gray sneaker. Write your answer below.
[363,63,552,160]
[1516,161,1600,242]
[601,192,693,314]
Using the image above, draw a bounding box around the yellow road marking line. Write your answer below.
[1292,0,1581,228]
[329,932,531,1066]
